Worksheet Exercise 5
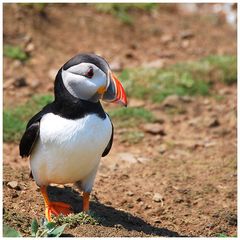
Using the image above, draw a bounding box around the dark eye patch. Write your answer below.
[85,67,94,78]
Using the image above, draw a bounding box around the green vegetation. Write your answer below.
[3,218,67,237]
[3,224,22,237]
[109,107,154,128]
[3,45,29,61]
[215,233,237,238]
[120,130,145,144]
[19,3,48,14]
[30,218,67,237]
[120,55,236,102]
[3,95,53,142]
[3,55,236,143]
[94,3,157,24]
[55,212,100,228]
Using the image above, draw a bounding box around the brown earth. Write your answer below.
[3,3,237,237]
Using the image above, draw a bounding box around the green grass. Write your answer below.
[55,212,100,228]
[94,3,158,24]
[120,55,236,103]
[120,130,145,144]
[3,95,53,142]
[3,45,29,61]
[108,106,154,128]
[3,55,236,143]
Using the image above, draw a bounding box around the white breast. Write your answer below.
[30,113,112,187]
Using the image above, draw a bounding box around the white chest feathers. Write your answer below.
[30,113,112,187]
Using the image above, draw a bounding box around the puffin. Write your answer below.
[19,53,127,222]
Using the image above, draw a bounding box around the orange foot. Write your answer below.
[45,201,73,221]
[40,186,73,222]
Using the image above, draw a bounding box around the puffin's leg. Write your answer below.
[82,192,90,211]
[40,186,73,222]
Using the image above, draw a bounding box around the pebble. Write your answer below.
[153,193,164,203]
[128,99,145,108]
[162,95,181,107]
[180,30,194,39]
[142,123,166,136]
[14,77,28,88]
[158,144,167,154]
[28,79,41,89]
[142,59,165,68]
[7,181,20,190]
[181,40,190,48]
[144,204,152,210]
[110,61,123,72]
[127,203,134,209]
[161,34,174,44]
[118,153,138,163]
[126,191,134,196]
[25,42,35,53]
[206,117,220,128]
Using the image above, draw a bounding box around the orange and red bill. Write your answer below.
[102,71,127,107]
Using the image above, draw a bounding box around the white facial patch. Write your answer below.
[62,63,107,101]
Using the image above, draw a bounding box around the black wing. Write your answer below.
[102,116,114,157]
[19,104,52,158]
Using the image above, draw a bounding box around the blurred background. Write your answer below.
[3,3,237,237]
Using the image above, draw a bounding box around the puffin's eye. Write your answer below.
[85,67,94,78]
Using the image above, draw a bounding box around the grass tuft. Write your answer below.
[109,107,154,128]
[3,95,53,142]
[94,3,157,24]
[55,212,100,228]
[4,45,29,61]
[120,55,236,102]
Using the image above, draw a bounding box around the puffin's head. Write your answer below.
[58,53,127,106]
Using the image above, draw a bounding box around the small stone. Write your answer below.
[114,224,123,228]
[118,153,137,163]
[158,144,167,154]
[128,99,145,108]
[136,197,142,202]
[144,204,152,210]
[110,61,123,72]
[180,30,194,39]
[162,95,181,107]
[206,117,220,128]
[142,59,165,68]
[14,77,28,88]
[144,192,152,196]
[13,60,22,68]
[7,181,20,190]
[153,193,164,203]
[125,52,134,59]
[127,203,134,209]
[161,34,174,44]
[188,117,201,126]
[126,191,134,196]
[181,40,190,48]
[153,218,161,223]
[142,123,166,136]
[174,198,184,203]
[28,79,41,89]
[25,43,35,52]
[12,192,19,198]
[3,78,15,89]
[181,96,193,102]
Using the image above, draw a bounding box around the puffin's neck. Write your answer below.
[52,69,106,120]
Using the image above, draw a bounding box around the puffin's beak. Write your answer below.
[102,71,127,107]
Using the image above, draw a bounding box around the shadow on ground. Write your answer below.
[47,185,184,237]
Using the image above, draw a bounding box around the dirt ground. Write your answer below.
[3,3,237,237]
